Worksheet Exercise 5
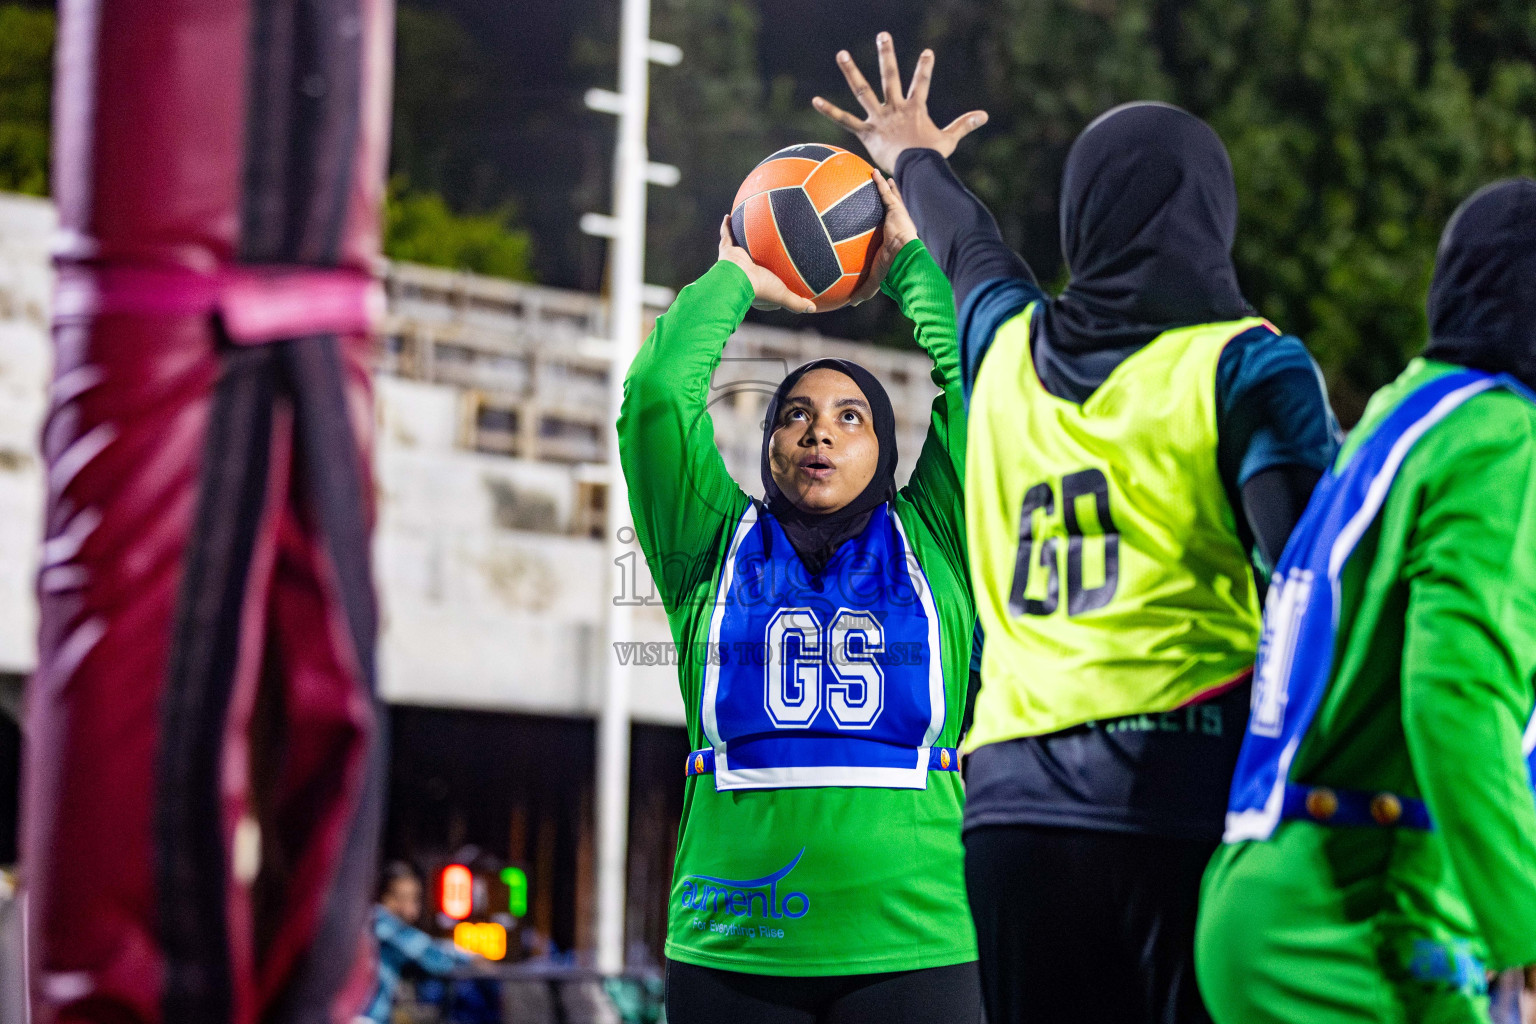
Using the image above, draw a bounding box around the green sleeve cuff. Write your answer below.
[880,238,931,300]
[695,258,755,319]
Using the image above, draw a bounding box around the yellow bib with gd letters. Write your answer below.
[964,304,1263,749]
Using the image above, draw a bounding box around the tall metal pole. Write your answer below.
[592,0,674,977]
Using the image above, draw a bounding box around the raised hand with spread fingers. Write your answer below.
[812,32,988,173]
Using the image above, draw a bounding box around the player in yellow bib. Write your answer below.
[966,308,1270,743]
[817,35,1340,1024]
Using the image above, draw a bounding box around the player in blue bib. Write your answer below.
[1198,179,1536,1023]
[621,180,981,1021]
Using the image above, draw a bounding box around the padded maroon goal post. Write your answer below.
[24,1,395,1021]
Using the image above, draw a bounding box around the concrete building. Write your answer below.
[0,193,49,882]
[0,192,940,966]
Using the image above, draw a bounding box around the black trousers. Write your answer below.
[665,959,983,1024]
[964,824,1217,1024]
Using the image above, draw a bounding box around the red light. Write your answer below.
[440,864,473,920]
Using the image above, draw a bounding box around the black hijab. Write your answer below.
[1043,102,1252,356]
[760,358,898,575]
[1424,178,1536,394]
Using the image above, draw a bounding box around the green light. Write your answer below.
[500,866,528,918]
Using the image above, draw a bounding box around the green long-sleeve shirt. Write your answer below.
[1284,358,1536,968]
[618,241,978,975]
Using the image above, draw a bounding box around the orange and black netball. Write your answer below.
[730,144,885,310]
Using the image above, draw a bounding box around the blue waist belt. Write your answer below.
[685,747,961,779]
[1281,783,1433,830]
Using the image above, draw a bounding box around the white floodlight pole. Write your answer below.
[584,0,680,977]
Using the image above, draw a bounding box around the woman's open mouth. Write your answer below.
[798,454,836,480]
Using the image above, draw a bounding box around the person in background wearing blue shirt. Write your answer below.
[359,862,472,1024]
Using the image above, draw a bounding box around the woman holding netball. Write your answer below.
[618,161,983,1022]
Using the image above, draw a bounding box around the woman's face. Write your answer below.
[768,368,880,514]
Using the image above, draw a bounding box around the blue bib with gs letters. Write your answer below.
[698,502,948,790]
